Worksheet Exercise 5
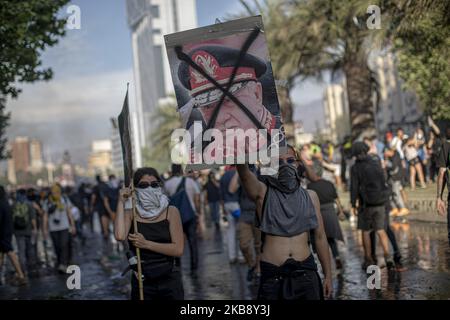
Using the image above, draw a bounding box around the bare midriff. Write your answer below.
[260,232,311,266]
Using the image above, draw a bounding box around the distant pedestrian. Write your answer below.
[0,186,27,286]
[90,175,110,239]
[229,166,261,281]
[307,166,345,270]
[204,171,222,230]
[350,142,395,270]
[220,166,243,264]
[384,147,409,217]
[12,189,37,277]
[165,164,200,272]
[436,126,450,245]
[44,184,76,273]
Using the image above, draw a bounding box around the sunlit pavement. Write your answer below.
[1,216,449,300]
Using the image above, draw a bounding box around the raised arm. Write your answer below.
[428,116,441,136]
[236,164,266,202]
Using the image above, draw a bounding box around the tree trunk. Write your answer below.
[343,51,376,141]
[277,84,295,144]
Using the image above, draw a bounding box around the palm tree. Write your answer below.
[283,0,385,141]
[143,95,181,172]
[237,0,302,141]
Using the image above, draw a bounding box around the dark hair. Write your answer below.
[352,141,369,157]
[287,144,300,160]
[171,164,183,176]
[0,185,6,200]
[108,174,116,180]
[95,175,101,183]
[133,167,161,187]
[17,188,27,196]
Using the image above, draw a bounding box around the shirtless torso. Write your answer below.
[255,186,320,266]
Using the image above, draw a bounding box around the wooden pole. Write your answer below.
[131,180,144,300]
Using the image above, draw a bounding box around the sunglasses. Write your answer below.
[279,158,296,165]
[136,181,160,189]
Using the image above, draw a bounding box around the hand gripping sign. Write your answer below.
[164,16,286,172]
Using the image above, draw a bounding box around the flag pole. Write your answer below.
[130,178,144,300]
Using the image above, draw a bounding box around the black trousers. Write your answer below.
[182,218,198,270]
[447,193,450,244]
[258,257,323,300]
[50,229,70,266]
[131,268,184,300]
[370,209,401,262]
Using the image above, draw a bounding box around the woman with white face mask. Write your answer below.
[114,167,184,300]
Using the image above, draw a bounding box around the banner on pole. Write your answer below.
[118,87,134,187]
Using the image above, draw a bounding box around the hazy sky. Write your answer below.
[6,0,327,166]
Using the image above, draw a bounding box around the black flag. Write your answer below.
[118,85,133,187]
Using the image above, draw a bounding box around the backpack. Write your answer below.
[12,202,30,230]
[358,157,391,206]
[169,177,196,224]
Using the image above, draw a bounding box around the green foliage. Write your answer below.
[386,0,450,120]
[142,96,181,173]
[0,0,69,159]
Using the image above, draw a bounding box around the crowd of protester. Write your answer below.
[1,117,449,301]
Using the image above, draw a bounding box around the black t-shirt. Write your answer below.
[307,179,338,205]
[93,183,107,211]
[0,199,13,241]
[437,139,450,188]
[204,180,221,202]
[386,151,403,181]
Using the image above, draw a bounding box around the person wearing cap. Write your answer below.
[350,142,395,270]
[177,45,277,160]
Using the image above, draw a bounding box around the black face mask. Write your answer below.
[277,164,300,191]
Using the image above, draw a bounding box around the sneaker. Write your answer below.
[335,257,343,269]
[247,267,255,282]
[57,264,67,274]
[229,258,238,264]
[395,261,407,272]
[12,276,27,286]
[362,258,376,271]
[397,208,410,217]
[390,208,399,217]
[385,257,395,270]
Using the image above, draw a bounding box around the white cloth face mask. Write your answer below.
[135,186,169,219]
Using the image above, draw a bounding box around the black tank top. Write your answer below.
[129,207,172,262]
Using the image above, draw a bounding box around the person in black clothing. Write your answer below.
[104,174,120,222]
[114,167,184,300]
[384,147,409,216]
[350,142,394,270]
[229,165,262,281]
[204,171,221,230]
[436,126,450,245]
[307,166,345,270]
[0,186,27,286]
[90,175,110,239]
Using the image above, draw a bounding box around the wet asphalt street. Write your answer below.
[1,214,449,300]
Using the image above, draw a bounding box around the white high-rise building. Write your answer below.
[322,82,351,144]
[126,0,197,148]
[373,53,422,133]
